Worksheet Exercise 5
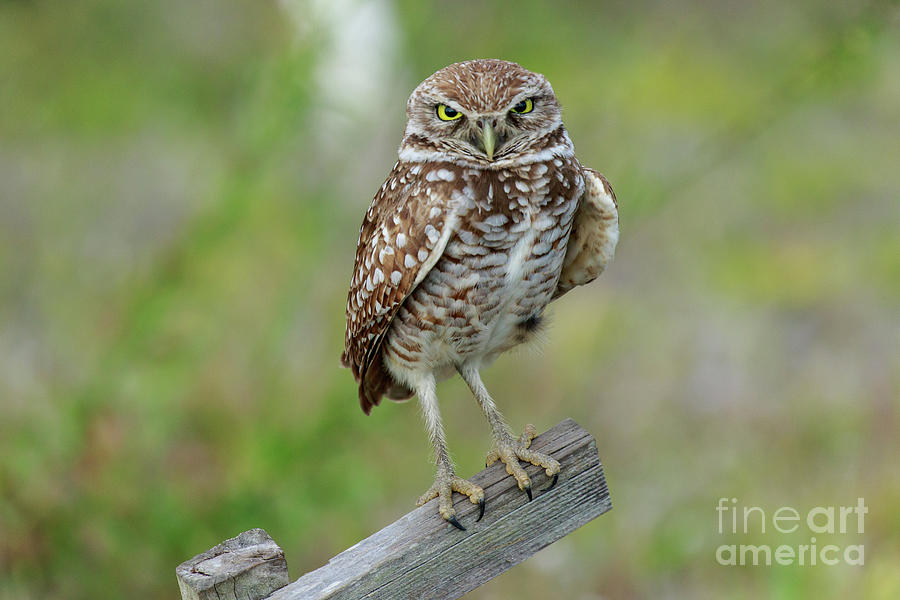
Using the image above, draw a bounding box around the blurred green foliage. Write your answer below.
[1,1,898,598]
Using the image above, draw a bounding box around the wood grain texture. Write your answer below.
[269,418,611,600]
[176,528,290,600]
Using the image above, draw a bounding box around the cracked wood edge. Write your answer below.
[176,528,290,600]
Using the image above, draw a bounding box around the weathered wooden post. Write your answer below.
[176,528,290,600]
[176,418,612,600]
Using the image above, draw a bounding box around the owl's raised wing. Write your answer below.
[342,161,461,414]
[553,167,619,299]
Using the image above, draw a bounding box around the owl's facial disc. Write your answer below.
[462,96,547,161]
[401,60,566,166]
[424,95,550,162]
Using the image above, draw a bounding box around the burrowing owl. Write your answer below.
[342,59,618,530]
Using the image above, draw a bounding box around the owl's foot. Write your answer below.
[416,469,485,531]
[486,424,561,501]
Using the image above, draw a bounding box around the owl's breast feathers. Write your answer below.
[342,159,618,414]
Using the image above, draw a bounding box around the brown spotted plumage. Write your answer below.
[341,59,618,529]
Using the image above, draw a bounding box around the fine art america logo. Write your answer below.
[716,497,867,566]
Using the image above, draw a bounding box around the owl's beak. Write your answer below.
[477,119,497,161]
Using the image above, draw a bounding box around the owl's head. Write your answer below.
[399,59,567,167]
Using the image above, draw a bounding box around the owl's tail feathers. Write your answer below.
[358,355,413,415]
[386,384,414,401]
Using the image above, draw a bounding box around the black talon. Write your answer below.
[447,516,466,531]
[476,498,485,522]
[524,484,533,502]
[545,473,559,492]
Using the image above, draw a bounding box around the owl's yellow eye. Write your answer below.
[436,104,463,121]
[510,98,534,114]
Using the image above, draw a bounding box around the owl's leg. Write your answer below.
[458,364,561,500]
[412,371,485,531]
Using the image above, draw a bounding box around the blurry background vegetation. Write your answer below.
[1,0,898,598]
